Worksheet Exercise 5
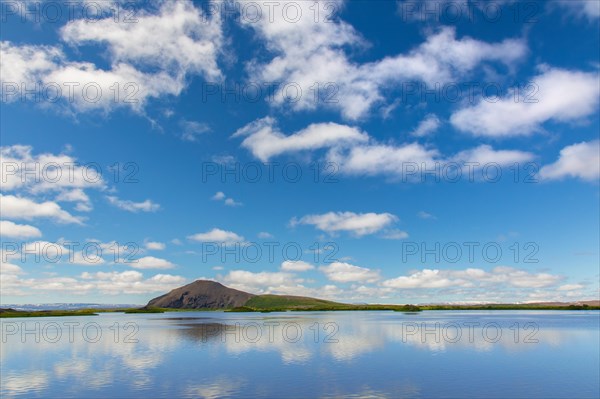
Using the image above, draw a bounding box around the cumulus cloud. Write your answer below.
[0,260,25,275]
[417,211,436,220]
[4,241,71,264]
[382,268,467,289]
[1,1,223,113]
[554,0,600,19]
[233,117,368,161]
[179,120,211,142]
[451,144,534,166]
[0,41,185,112]
[127,256,175,270]
[0,194,83,224]
[0,270,186,295]
[281,260,315,272]
[212,191,226,201]
[67,251,105,266]
[557,284,585,291]
[410,114,441,137]
[145,241,166,251]
[320,261,381,283]
[330,142,533,179]
[291,211,398,237]
[540,140,600,181]
[56,189,93,212]
[240,1,526,120]
[1,145,104,202]
[188,228,244,244]
[450,68,600,137]
[212,191,242,207]
[381,229,409,240]
[235,118,533,180]
[80,271,186,295]
[326,142,439,177]
[222,270,300,293]
[0,220,42,238]
[106,196,160,212]
[220,269,344,299]
[381,267,563,289]
[61,1,223,80]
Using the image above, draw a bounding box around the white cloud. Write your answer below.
[56,189,93,212]
[326,142,439,177]
[188,228,244,244]
[61,1,223,80]
[68,251,105,266]
[320,262,381,283]
[224,198,243,207]
[2,0,224,114]
[233,117,368,161]
[222,270,301,293]
[0,194,83,224]
[417,211,435,220]
[292,211,398,236]
[212,191,226,201]
[234,118,533,181]
[106,196,160,212]
[450,68,600,137]
[79,271,186,294]
[382,268,466,289]
[240,1,527,120]
[557,284,585,291]
[0,260,25,275]
[0,220,42,238]
[540,140,600,181]
[0,145,104,194]
[258,232,274,239]
[411,114,441,137]
[17,241,71,262]
[381,229,409,240]
[180,120,211,142]
[330,142,533,179]
[281,260,315,272]
[0,41,61,86]
[127,256,175,270]
[212,191,242,207]
[555,1,600,19]
[381,267,562,289]
[451,144,534,166]
[145,241,166,251]
[0,42,185,112]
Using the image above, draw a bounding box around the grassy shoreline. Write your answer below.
[1,303,598,318]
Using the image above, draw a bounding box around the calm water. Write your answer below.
[1,311,598,398]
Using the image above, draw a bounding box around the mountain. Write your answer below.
[0,303,140,311]
[147,280,255,309]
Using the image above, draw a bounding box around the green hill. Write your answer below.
[244,295,341,309]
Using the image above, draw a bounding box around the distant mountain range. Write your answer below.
[1,303,141,311]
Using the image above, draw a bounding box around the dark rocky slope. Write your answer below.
[147,280,255,309]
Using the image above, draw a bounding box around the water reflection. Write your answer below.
[1,311,598,398]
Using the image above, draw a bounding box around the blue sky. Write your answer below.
[0,0,599,305]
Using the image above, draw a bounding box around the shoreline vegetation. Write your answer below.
[1,302,598,318]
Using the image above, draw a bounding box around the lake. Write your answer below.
[1,311,598,398]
